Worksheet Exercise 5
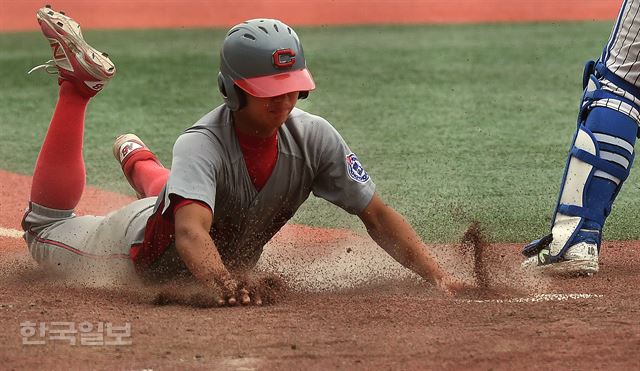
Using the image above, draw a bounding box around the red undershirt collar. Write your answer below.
[233,126,279,191]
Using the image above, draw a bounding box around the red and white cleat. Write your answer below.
[29,5,115,97]
[113,134,163,199]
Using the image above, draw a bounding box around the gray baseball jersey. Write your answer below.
[149,105,376,270]
[24,105,375,279]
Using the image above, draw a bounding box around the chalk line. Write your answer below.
[465,293,603,304]
[0,227,23,239]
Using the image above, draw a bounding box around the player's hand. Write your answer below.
[236,272,287,306]
[238,287,262,306]
[435,273,474,296]
[203,272,287,307]
[211,274,265,306]
[208,274,241,306]
[235,273,263,306]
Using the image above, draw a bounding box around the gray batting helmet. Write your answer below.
[217,19,316,111]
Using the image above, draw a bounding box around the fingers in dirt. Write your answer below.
[239,288,251,305]
[219,276,239,306]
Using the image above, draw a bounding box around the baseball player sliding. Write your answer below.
[24,5,467,305]
[523,0,639,275]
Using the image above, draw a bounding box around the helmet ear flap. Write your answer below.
[298,91,309,100]
[217,72,246,111]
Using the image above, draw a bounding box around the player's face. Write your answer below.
[237,91,299,137]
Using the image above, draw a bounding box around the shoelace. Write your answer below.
[27,59,58,75]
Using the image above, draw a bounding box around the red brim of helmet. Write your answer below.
[234,68,316,98]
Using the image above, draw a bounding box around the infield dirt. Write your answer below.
[1,170,639,369]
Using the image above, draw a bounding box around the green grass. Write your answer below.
[1,22,638,243]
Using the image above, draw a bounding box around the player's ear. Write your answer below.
[217,72,246,111]
[235,85,247,109]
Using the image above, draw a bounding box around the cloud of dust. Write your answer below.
[457,221,551,298]
[1,221,553,306]
[257,234,422,292]
[258,222,552,298]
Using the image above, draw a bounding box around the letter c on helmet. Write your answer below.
[272,48,296,69]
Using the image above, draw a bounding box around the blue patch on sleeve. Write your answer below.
[345,153,370,183]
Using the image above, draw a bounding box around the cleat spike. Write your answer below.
[60,11,65,15]
[56,21,63,27]
[102,52,109,57]
[48,11,54,15]
[45,4,52,8]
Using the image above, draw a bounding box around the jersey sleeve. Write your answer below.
[310,119,376,214]
[161,131,220,215]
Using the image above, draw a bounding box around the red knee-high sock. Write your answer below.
[31,81,90,210]
[131,159,169,198]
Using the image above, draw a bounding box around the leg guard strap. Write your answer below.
[557,205,605,226]
[570,147,629,182]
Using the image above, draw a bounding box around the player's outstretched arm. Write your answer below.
[357,194,467,295]
[174,203,253,305]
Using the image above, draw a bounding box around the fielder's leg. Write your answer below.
[523,0,640,274]
[522,80,638,274]
[523,73,640,274]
